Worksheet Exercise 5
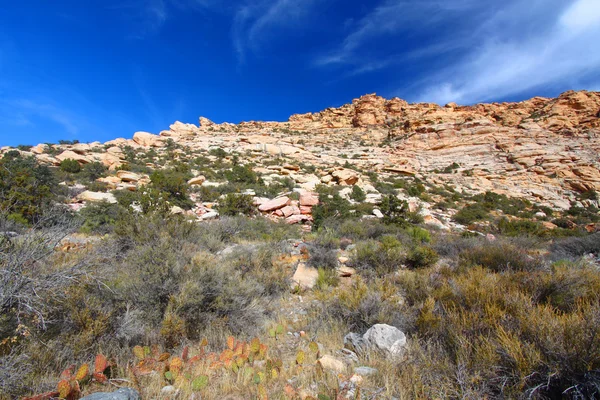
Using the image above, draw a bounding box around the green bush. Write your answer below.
[312,186,352,230]
[225,165,258,184]
[217,193,255,217]
[59,158,81,173]
[379,194,409,226]
[350,185,366,202]
[0,153,57,223]
[405,245,438,268]
[81,162,107,181]
[459,242,543,272]
[150,168,194,210]
[453,203,490,224]
[79,201,120,234]
[352,236,405,275]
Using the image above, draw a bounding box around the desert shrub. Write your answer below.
[149,168,194,210]
[352,236,405,275]
[406,226,431,243]
[453,203,489,224]
[497,217,545,237]
[0,153,57,224]
[59,158,81,173]
[379,194,409,225]
[315,267,339,290]
[209,147,227,159]
[550,232,600,260]
[79,201,120,234]
[350,185,366,202]
[81,162,107,181]
[432,234,482,259]
[312,188,352,230]
[459,241,543,272]
[308,244,338,270]
[225,165,258,184]
[217,193,255,216]
[169,253,273,341]
[312,278,405,332]
[405,245,438,268]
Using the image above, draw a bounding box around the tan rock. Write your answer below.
[76,191,117,204]
[116,170,141,182]
[56,150,92,164]
[291,263,319,289]
[317,355,346,373]
[299,192,319,206]
[188,176,206,186]
[331,169,360,185]
[133,131,164,147]
[258,196,290,212]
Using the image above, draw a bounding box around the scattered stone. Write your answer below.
[201,211,219,220]
[318,355,346,373]
[258,196,290,212]
[363,324,407,357]
[77,191,117,204]
[291,262,319,289]
[80,388,140,400]
[188,175,206,185]
[344,332,367,353]
[354,366,378,376]
[372,209,384,218]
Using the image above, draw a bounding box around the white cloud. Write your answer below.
[413,0,600,104]
[314,0,485,69]
[232,0,320,63]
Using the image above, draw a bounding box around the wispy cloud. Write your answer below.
[315,0,600,104]
[413,0,600,104]
[314,0,486,70]
[232,0,320,63]
[0,98,80,137]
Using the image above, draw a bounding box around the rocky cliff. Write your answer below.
[2,90,599,211]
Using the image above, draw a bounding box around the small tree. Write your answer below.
[59,158,81,173]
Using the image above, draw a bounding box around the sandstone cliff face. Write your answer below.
[3,90,599,210]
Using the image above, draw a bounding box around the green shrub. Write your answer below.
[0,153,57,223]
[352,237,405,275]
[149,168,194,210]
[405,245,438,268]
[379,194,409,226]
[225,165,258,184]
[81,162,107,181]
[59,158,81,173]
[453,203,490,224]
[459,242,543,272]
[79,201,120,234]
[217,193,255,216]
[312,186,352,230]
[350,185,366,202]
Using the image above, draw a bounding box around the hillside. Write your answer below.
[1,90,600,400]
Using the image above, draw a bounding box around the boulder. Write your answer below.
[80,388,140,400]
[317,355,346,372]
[116,171,141,183]
[77,191,117,204]
[344,332,367,353]
[331,169,360,185]
[188,175,206,186]
[133,131,164,147]
[291,262,319,289]
[56,150,92,164]
[362,324,407,357]
[299,192,319,206]
[258,196,290,212]
[201,211,219,220]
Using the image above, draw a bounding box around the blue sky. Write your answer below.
[1,0,599,147]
